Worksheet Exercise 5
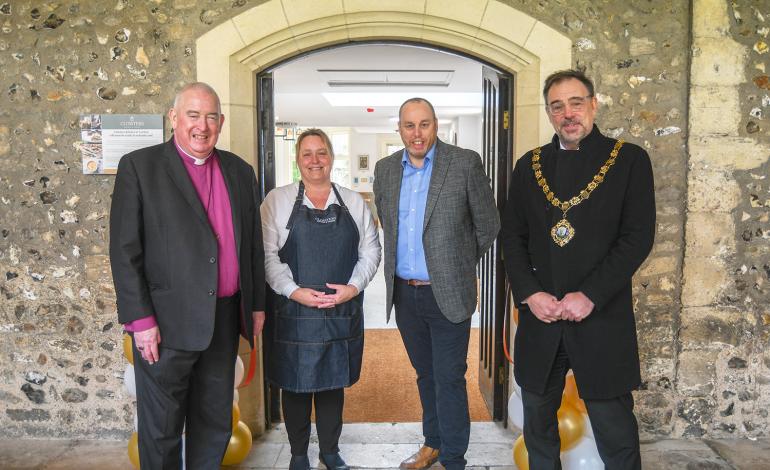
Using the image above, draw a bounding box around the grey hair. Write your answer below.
[172,82,221,114]
[542,70,595,104]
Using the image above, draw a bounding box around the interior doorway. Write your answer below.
[258,43,511,426]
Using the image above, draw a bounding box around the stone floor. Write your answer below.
[1,422,768,469]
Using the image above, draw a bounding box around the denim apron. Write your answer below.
[266,182,364,393]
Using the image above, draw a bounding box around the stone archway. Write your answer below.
[195,0,572,435]
[195,0,572,167]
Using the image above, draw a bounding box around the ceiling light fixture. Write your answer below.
[318,69,455,88]
[322,92,482,107]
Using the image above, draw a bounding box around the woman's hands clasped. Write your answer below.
[289,283,359,309]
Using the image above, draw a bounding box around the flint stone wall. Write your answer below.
[0,0,767,439]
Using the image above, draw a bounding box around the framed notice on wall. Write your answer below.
[358,154,369,170]
[80,114,163,174]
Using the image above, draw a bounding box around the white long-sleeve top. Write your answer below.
[261,181,382,298]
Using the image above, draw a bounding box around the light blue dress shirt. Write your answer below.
[395,144,436,281]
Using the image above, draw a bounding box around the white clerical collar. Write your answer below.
[176,142,213,165]
[559,140,579,151]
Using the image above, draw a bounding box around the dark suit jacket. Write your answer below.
[373,139,500,323]
[109,139,265,350]
[500,126,655,399]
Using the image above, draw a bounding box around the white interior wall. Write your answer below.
[275,115,482,193]
[457,115,482,155]
[349,131,379,193]
[274,137,295,188]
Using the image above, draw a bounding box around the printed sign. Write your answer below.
[79,114,163,174]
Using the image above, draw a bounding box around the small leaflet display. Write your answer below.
[80,114,163,174]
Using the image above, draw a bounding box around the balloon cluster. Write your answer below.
[222,356,253,466]
[122,334,141,469]
[122,334,253,468]
[507,312,603,469]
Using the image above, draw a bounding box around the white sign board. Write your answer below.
[80,114,164,174]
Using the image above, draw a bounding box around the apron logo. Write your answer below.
[314,216,337,224]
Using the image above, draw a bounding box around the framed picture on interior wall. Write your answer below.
[284,127,296,141]
[275,125,287,138]
[358,154,369,170]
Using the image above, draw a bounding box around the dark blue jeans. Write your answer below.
[394,281,471,470]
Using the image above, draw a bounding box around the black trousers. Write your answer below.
[521,338,641,470]
[133,294,240,470]
[394,281,471,470]
[282,388,345,456]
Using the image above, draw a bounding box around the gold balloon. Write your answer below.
[562,374,587,414]
[123,334,134,365]
[231,401,241,429]
[221,421,253,466]
[513,435,529,470]
[557,402,585,451]
[513,307,520,326]
[128,431,140,468]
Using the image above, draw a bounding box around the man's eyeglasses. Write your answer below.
[546,95,593,116]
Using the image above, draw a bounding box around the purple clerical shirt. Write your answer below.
[123,139,240,332]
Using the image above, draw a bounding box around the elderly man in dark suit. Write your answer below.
[373,98,500,470]
[110,82,265,469]
[501,69,655,469]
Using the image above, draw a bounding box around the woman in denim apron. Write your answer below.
[261,129,381,470]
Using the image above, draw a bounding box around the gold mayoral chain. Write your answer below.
[531,140,624,247]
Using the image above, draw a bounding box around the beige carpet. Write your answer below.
[342,328,491,422]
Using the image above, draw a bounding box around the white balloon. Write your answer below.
[124,363,136,397]
[561,436,603,470]
[512,375,522,397]
[582,415,594,440]
[508,392,524,430]
[234,355,245,388]
[181,433,186,470]
[233,389,240,403]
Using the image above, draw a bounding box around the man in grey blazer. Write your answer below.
[373,98,500,470]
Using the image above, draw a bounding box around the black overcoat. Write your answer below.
[110,139,266,350]
[500,126,655,399]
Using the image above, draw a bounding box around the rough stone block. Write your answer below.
[689,136,770,171]
[677,349,719,396]
[692,0,730,38]
[689,86,741,136]
[691,38,746,86]
[640,444,732,469]
[677,397,716,436]
[638,255,679,277]
[681,257,730,307]
[0,126,8,156]
[630,37,657,56]
[687,168,741,212]
[703,439,770,469]
[685,212,736,257]
[84,255,111,282]
[680,307,747,349]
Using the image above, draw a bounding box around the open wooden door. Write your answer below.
[257,71,282,427]
[477,65,513,422]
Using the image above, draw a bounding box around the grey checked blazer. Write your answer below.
[373,139,500,323]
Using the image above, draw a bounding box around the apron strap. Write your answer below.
[284,181,306,230]
[331,183,350,214]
